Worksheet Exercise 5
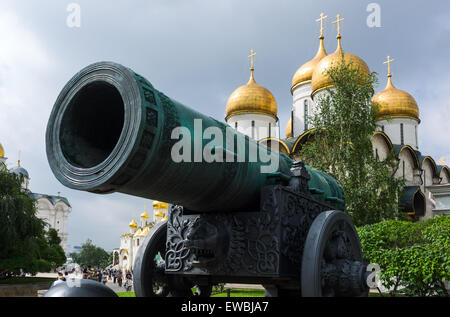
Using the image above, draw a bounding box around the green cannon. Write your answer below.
[46,62,369,297]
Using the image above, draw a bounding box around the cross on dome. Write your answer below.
[316,13,328,38]
[332,14,345,38]
[248,49,256,71]
[384,55,395,77]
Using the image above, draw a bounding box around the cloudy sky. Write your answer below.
[1,0,449,251]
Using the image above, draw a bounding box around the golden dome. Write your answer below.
[140,210,149,219]
[311,37,370,96]
[141,226,150,236]
[372,75,419,121]
[153,201,169,209]
[0,143,4,158]
[292,36,327,92]
[129,219,138,229]
[286,117,292,138]
[226,69,278,120]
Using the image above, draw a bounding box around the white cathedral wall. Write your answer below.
[371,135,391,161]
[376,118,419,150]
[227,113,278,141]
[36,198,71,254]
[421,161,440,220]
[422,161,438,187]
[394,151,416,185]
[292,82,314,138]
[441,170,450,184]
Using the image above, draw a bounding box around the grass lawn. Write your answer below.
[117,292,136,297]
[117,289,265,297]
[0,277,55,285]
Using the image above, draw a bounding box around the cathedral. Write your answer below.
[0,143,71,253]
[225,13,450,221]
[114,201,169,273]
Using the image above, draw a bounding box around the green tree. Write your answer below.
[76,239,110,268]
[40,229,66,269]
[69,252,80,265]
[299,54,405,226]
[358,216,450,296]
[0,170,67,276]
[0,170,50,275]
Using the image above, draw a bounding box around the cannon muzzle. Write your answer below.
[46,62,295,212]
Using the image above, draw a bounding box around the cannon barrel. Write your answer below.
[46,62,344,212]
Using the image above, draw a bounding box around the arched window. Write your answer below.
[251,120,255,139]
[304,100,309,131]
[403,161,405,179]
[415,125,418,146]
[400,123,404,145]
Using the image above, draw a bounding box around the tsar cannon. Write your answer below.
[46,62,370,297]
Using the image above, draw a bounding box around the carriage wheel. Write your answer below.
[301,210,369,297]
[133,222,213,297]
[133,222,170,297]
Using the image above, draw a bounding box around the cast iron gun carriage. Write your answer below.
[46,62,370,297]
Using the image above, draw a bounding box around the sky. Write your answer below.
[0,0,449,252]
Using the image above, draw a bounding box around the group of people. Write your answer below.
[56,266,134,291]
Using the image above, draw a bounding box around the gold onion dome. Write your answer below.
[291,36,327,92]
[0,143,4,158]
[311,16,370,96]
[134,228,143,237]
[372,74,419,121]
[140,209,149,219]
[226,51,278,120]
[129,219,138,229]
[285,117,292,138]
[141,227,150,236]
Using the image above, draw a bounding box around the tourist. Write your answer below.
[117,270,123,287]
[124,275,133,292]
[113,270,117,284]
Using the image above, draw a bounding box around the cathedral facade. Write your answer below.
[225,14,450,221]
[0,144,71,253]
[114,201,169,273]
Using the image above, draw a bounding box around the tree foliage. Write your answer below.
[72,239,110,268]
[299,54,405,226]
[0,170,66,275]
[358,216,449,296]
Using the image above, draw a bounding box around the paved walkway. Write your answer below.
[104,278,134,293]
[35,272,133,294]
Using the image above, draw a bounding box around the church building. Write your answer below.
[0,144,72,253]
[114,201,169,273]
[226,13,450,221]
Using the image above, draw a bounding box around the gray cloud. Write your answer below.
[0,0,449,251]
